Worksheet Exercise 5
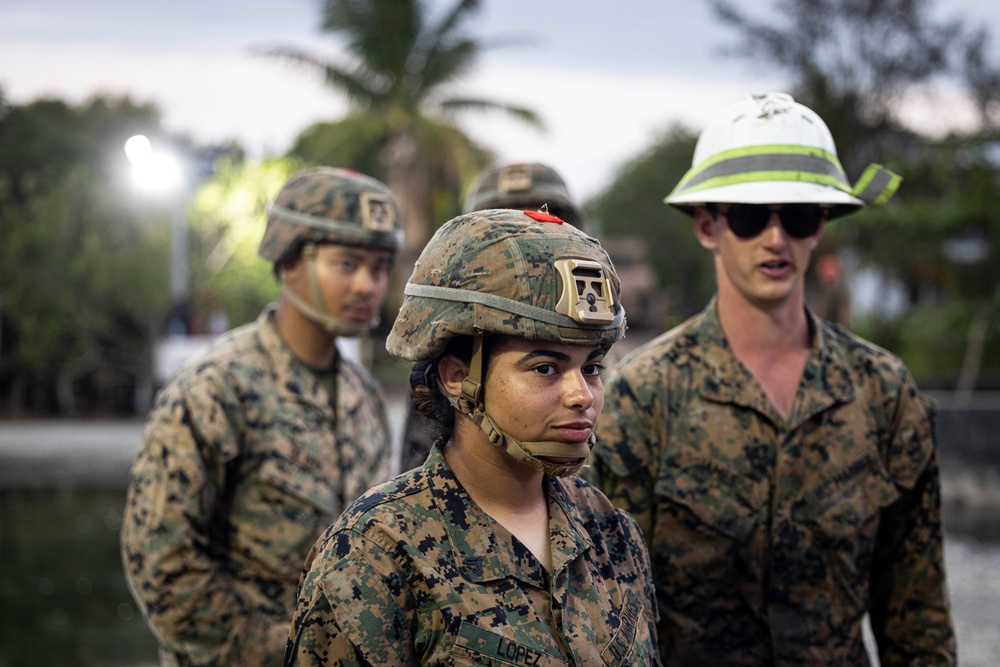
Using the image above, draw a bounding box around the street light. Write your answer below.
[125,135,189,335]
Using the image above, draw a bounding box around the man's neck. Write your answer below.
[716,288,810,356]
[715,288,812,420]
[274,299,339,369]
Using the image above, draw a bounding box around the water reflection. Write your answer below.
[0,488,159,667]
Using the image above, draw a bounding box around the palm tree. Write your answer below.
[258,0,543,262]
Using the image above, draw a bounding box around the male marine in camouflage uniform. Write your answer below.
[585,94,956,665]
[121,167,402,666]
[286,208,660,665]
[398,162,586,472]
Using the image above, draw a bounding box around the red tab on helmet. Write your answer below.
[523,210,564,224]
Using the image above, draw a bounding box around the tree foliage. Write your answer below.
[0,94,171,414]
[709,0,995,174]
[259,0,542,255]
[587,125,716,322]
[708,0,1000,385]
[187,157,303,331]
[289,113,489,242]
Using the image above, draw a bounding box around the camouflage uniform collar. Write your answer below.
[695,298,855,426]
[797,308,857,408]
[695,299,778,421]
[257,305,343,413]
[425,444,592,583]
[544,476,596,571]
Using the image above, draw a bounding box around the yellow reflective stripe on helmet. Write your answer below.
[673,144,851,195]
[851,163,902,207]
[675,170,855,198]
[671,143,902,208]
[687,143,844,172]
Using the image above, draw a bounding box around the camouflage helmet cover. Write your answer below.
[464,162,583,228]
[387,209,625,362]
[258,166,403,263]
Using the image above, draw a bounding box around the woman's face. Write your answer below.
[481,337,606,447]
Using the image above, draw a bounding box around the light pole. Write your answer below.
[125,135,189,335]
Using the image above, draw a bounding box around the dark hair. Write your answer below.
[272,242,303,279]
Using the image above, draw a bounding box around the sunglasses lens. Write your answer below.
[724,205,770,239]
[722,204,823,239]
[779,204,824,238]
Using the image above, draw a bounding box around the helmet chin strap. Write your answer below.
[445,335,593,477]
[283,242,377,338]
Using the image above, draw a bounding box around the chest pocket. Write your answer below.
[257,455,339,512]
[655,459,760,543]
[600,589,658,667]
[233,455,340,580]
[794,454,901,598]
[449,622,569,667]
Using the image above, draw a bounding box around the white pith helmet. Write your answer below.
[665,93,901,219]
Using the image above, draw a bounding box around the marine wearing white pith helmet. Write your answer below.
[665,92,901,218]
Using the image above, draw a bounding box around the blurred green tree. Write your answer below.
[708,0,990,174]
[187,157,303,331]
[0,94,171,414]
[257,0,543,278]
[586,125,716,323]
[704,0,1000,387]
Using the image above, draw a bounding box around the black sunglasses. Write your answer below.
[712,203,826,239]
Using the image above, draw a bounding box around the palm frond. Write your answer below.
[321,0,422,81]
[438,98,545,130]
[253,45,379,108]
[415,39,480,99]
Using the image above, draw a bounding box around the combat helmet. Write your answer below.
[464,162,584,229]
[258,167,403,336]
[665,92,901,219]
[387,208,625,476]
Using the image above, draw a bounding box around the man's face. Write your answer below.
[694,203,825,308]
[285,243,393,328]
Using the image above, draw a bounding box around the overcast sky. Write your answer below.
[3,0,1000,201]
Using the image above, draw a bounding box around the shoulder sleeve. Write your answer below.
[122,364,287,665]
[867,364,956,663]
[336,358,394,498]
[884,371,938,490]
[584,358,666,539]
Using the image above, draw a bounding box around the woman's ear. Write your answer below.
[436,354,469,398]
